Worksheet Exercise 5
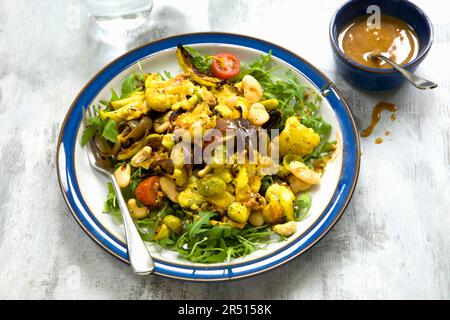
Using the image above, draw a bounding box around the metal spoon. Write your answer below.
[370,53,437,90]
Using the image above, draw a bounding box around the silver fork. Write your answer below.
[82,106,154,275]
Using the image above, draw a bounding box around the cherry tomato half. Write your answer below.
[135,176,160,207]
[210,53,240,80]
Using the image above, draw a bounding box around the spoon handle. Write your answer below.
[376,55,437,90]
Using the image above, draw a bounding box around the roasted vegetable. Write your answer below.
[145,73,195,112]
[163,215,183,234]
[227,202,250,224]
[135,176,161,207]
[206,191,235,208]
[262,109,282,130]
[262,201,284,224]
[177,177,205,210]
[99,93,148,122]
[121,116,152,142]
[116,139,147,161]
[173,101,216,134]
[176,45,224,87]
[198,175,227,197]
[110,91,145,110]
[279,116,321,156]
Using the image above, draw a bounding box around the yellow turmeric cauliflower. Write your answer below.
[173,101,216,134]
[145,73,195,112]
[99,92,148,122]
[211,84,241,119]
[279,116,320,156]
[177,177,204,210]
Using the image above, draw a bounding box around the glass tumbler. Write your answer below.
[86,0,153,45]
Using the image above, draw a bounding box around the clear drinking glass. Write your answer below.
[86,0,153,45]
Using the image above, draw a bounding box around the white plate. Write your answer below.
[57,33,360,281]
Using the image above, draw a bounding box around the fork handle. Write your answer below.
[110,175,155,275]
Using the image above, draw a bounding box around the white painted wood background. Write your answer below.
[0,0,448,299]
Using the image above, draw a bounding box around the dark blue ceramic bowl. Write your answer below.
[330,0,433,91]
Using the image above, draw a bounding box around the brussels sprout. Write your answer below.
[163,215,183,234]
[198,175,226,197]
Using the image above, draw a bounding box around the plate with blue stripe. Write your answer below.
[56,32,360,281]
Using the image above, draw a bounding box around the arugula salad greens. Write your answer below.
[82,45,336,263]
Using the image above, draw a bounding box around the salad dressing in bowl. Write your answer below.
[338,15,419,69]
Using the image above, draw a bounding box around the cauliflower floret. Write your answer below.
[145,73,195,112]
[171,95,198,111]
[173,102,216,134]
[233,166,252,203]
[227,202,250,224]
[213,84,238,107]
[279,116,320,156]
[170,168,188,187]
[195,86,217,105]
[212,84,241,119]
[99,92,148,122]
[177,187,204,210]
[110,91,145,110]
[177,177,204,210]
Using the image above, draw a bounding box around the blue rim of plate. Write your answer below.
[56,32,360,281]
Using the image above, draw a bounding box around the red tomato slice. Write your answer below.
[211,53,240,79]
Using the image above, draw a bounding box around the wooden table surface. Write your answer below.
[0,0,448,299]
